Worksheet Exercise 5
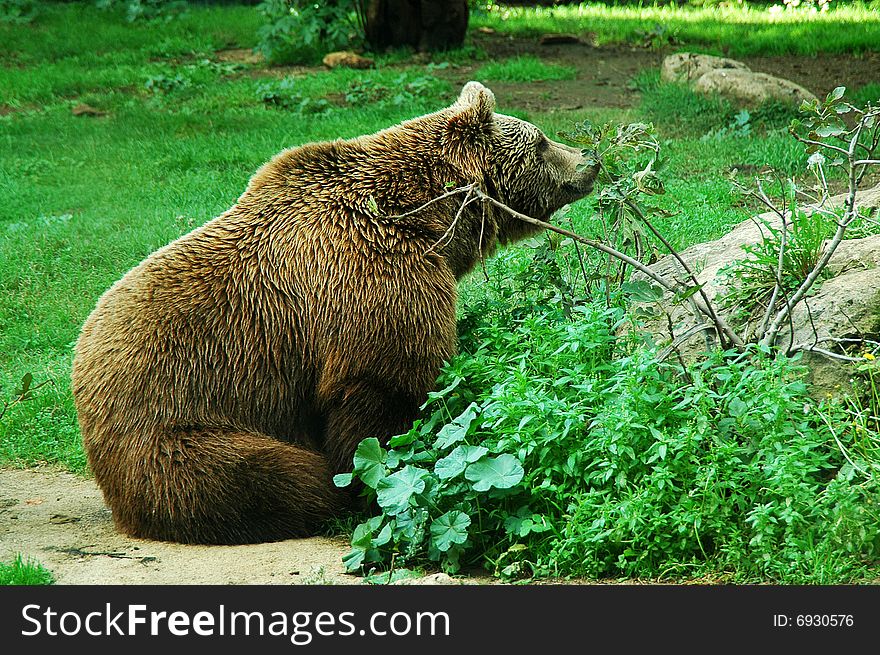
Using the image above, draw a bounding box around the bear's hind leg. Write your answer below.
[99,428,347,545]
[321,378,423,475]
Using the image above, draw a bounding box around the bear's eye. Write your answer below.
[536,136,549,155]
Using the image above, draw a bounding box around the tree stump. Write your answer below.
[365,0,469,52]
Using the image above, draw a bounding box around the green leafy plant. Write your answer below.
[0,555,54,585]
[0,0,35,24]
[334,400,528,573]
[344,74,446,108]
[145,72,190,94]
[635,23,680,49]
[702,109,752,141]
[256,0,361,65]
[257,78,331,114]
[96,0,186,23]
[339,280,880,581]
[721,200,832,319]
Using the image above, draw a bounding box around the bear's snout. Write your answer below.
[557,144,597,203]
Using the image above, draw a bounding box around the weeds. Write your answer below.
[340,284,880,582]
[0,0,34,23]
[0,555,54,585]
[475,56,576,83]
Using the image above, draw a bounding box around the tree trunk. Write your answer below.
[364,0,469,52]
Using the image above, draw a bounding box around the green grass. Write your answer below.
[473,2,880,56]
[0,1,841,473]
[474,55,577,82]
[2,1,879,584]
[0,555,54,585]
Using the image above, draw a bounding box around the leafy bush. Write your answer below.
[96,0,186,23]
[257,77,331,114]
[344,73,446,108]
[256,0,359,65]
[336,108,880,582]
[720,200,832,317]
[0,0,35,23]
[338,261,880,582]
[145,72,191,94]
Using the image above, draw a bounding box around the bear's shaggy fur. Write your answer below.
[72,82,596,544]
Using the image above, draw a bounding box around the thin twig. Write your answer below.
[757,179,790,337]
[423,187,479,256]
[385,184,477,220]
[761,118,868,348]
[788,344,865,363]
[658,323,713,363]
[624,198,736,349]
[475,189,744,348]
[816,409,869,477]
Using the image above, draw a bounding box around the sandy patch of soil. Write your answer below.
[0,467,357,585]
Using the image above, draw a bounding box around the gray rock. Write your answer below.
[660,52,750,84]
[693,69,818,109]
[631,184,880,398]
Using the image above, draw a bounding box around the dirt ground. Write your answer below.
[4,38,879,586]
[425,34,880,113]
[0,467,357,585]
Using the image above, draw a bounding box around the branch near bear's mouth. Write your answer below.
[387,183,742,350]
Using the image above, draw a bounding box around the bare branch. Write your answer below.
[788,344,865,363]
[385,184,477,220]
[792,137,849,156]
[760,116,869,348]
[658,323,713,363]
[758,181,790,337]
[423,186,479,256]
[623,199,738,349]
[475,189,744,348]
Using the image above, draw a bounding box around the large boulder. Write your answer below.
[631,184,880,398]
[660,52,817,109]
[693,69,817,109]
[660,52,750,84]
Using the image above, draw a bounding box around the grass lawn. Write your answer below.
[2,2,880,583]
[473,1,880,56]
[2,1,872,471]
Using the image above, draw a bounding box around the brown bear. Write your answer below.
[72,81,596,545]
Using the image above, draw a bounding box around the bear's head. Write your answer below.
[442,81,598,243]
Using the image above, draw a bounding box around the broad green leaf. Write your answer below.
[674,283,705,303]
[17,372,33,396]
[426,375,463,402]
[434,402,479,449]
[374,521,393,547]
[343,520,377,572]
[388,427,418,448]
[621,280,664,303]
[333,473,353,488]
[342,548,365,572]
[815,123,845,138]
[826,86,846,104]
[430,511,471,552]
[350,521,374,548]
[352,438,387,488]
[376,466,429,514]
[465,454,524,492]
[435,445,489,480]
[729,397,749,418]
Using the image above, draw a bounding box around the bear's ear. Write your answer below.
[444,82,496,179]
